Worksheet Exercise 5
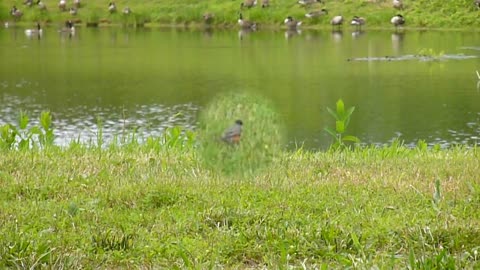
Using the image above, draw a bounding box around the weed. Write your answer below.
[324,99,360,150]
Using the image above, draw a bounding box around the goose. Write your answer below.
[123,7,132,15]
[393,0,403,9]
[261,0,269,8]
[391,14,405,30]
[285,29,301,40]
[10,6,23,20]
[59,20,75,34]
[108,2,117,13]
[350,16,365,31]
[37,0,47,10]
[73,0,81,8]
[305,8,328,18]
[475,0,480,8]
[203,13,214,24]
[238,13,256,29]
[240,0,257,9]
[284,16,302,30]
[298,0,322,6]
[69,7,77,15]
[58,0,66,11]
[24,0,33,7]
[330,15,343,29]
[25,22,42,36]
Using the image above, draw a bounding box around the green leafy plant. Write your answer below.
[324,99,360,150]
[0,111,54,150]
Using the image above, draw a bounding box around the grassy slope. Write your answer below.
[1,144,479,268]
[3,0,480,29]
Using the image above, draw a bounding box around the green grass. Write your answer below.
[3,0,479,29]
[0,106,479,268]
[1,118,480,268]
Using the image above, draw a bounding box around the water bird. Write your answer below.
[222,120,243,144]
[58,0,66,11]
[285,29,301,40]
[73,0,81,8]
[238,13,257,29]
[305,8,328,18]
[59,20,75,34]
[108,2,117,13]
[10,6,23,20]
[123,7,132,15]
[475,0,480,8]
[298,0,322,6]
[240,0,257,9]
[203,13,214,24]
[24,0,33,7]
[284,16,302,30]
[261,0,269,8]
[69,7,77,15]
[25,22,42,36]
[350,16,365,31]
[393,0,403,9]
[330,15,343,29]
[391,14,405,31]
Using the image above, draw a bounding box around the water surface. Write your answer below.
[1,26,479,149]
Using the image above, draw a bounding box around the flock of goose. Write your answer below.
[234,0,408,32]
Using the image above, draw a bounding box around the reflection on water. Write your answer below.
[1,27,479,149]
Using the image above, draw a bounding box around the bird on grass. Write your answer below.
[203,13,214,24]
[10,6,23,20]
[222,120,243,144]
[350,16,365,31]
[298,0,322,6]
[241,0,257,9]
[284,16,302,30]
[305,8,328,18]
[393,0,403,9]
[261,0,269,8]
[58,0,66,11]
[108,2,117,13]
[475,0,480,8]
[238,13,257,29]
[330,15,343,29]
[73,0,81,8]
[391,14,405,31]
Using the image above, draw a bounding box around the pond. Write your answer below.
[0,26,479,149]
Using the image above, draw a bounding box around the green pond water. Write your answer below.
[0,26,479,149]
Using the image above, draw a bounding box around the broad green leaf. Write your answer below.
[336,99,345,116]
[342,135,360,143]
[19,112,29,130]
[40,111,52,130]
[335,120,345,134]
[324,127,337,138]
[326,107,339,120]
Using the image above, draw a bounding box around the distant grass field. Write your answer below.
[2,0,479,29]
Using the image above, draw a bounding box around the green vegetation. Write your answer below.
[324,99,360,150]
[3,0,480,29]
[1,107,480,268]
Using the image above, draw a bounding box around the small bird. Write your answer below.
[240,0,257,9]
[58,0,66,11]
[305,8,328,18]
[108,2,117,13]
[350,16,365,31]
[222,120,243,144]
[298,0,322,6]
[238,13,257,29]
[393,0,403,9]
[330,15,343,29]
[123,7,132,15]
[261,0,269,8]
[391,14,405,30]
[25,22,42,36]
[284,16,302,30]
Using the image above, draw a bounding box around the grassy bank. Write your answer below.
[1,133,480,267]
[3,0,480,29]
